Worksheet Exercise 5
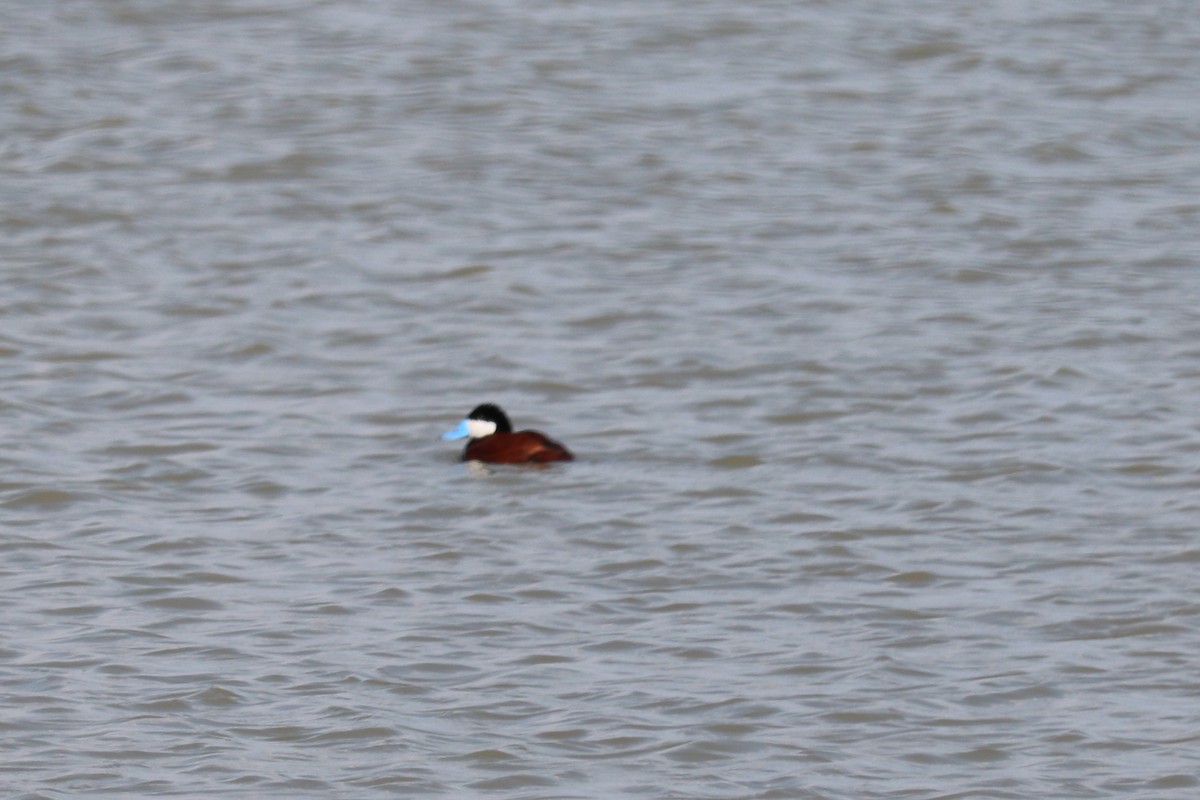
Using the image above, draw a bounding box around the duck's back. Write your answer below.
[463,431,574,464]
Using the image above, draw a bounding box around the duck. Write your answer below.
[441,403,574,464]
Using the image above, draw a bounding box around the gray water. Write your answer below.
[3,1,1200,798]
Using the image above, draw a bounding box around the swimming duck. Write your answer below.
[441,403,574,464]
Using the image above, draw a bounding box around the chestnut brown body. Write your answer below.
[460,430,574,464]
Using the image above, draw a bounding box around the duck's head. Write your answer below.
[441,403,513,441]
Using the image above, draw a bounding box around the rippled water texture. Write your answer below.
[4,1,1200,797]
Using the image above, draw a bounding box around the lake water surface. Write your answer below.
[3,1,1200,798]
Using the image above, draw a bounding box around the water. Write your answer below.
[3,1,1200,797]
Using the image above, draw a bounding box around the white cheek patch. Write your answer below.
[466,418,497,439]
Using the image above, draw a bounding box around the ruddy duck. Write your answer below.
[441,403,574,464]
